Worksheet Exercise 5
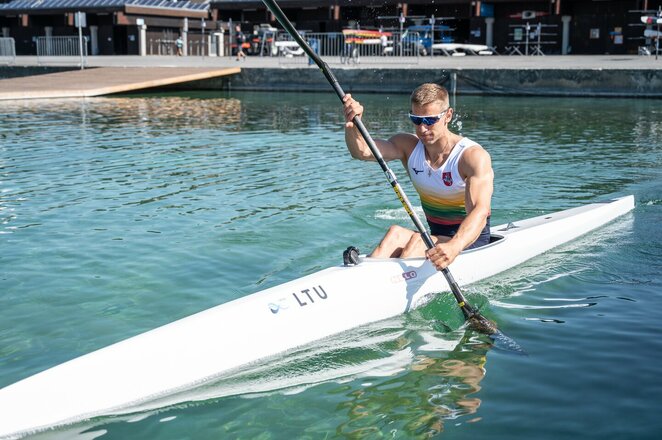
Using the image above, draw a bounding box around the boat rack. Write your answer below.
[629,8,662,58]
[505,22,558,56]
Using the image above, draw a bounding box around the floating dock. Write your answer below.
[0,66,241,100]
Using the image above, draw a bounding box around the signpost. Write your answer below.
[429,15,436,56]
[201,18,206,57]
[75,11,86,69]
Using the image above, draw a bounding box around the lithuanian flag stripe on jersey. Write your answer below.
[419,188,466,225]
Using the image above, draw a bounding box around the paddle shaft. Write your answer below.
[262,0,482,321]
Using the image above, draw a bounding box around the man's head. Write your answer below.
[410,83,449,109]
[409,83,453,145]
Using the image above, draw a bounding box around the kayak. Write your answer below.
[0,195,635,438]
[640,15,662,25]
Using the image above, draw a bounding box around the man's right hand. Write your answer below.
[343,94,414,163]
[343,94,363,129]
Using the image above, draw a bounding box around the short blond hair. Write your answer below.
[410,83,449,108]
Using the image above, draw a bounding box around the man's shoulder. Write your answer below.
[390,132,418,143]
[460,139,489,159]
[389,133,419,151]
[458,140,492,176]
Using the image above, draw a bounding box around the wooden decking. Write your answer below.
[0,67,241,100]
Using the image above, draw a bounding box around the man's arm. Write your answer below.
[343,94,415,162]
[426,146,493,269]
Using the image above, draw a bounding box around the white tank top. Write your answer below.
[406,137,477,226]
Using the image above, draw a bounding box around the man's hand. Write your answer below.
[343,94,363,129]
[426,240,463,270]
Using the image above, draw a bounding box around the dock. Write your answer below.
[0,66,241,100]
[0,55,660,98]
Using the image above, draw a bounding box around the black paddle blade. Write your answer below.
[468,313,527,355]
[467,313,498,335]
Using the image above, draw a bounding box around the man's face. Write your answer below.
[410,101,452,145]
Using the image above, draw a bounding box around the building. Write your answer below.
[0,0,212,56]
[213,0,662,55]
[1,0,661,56]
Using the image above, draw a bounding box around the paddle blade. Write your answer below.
[489,329,528,355]
[468,314,527,355]
[467,313,498,335]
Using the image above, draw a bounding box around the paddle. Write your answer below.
[261,0,516,345]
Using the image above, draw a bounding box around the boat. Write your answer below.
[0,195,635,439]
[431,43,494,56]
[509,10,549,19]
[341,29,392,38]
[640,15,662,25]
[341,29,392,45]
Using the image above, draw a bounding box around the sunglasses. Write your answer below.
[408,108,450,126]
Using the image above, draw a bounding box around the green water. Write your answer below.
[1,91,660,439]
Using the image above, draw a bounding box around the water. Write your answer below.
[1,91,660,439]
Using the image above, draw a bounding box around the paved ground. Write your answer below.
[6,54,662,70]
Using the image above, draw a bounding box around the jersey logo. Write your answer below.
[442,172,453,186]
[412,167,423,175]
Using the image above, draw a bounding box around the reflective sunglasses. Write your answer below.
[408,108,449,126]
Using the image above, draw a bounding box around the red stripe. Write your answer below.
[426,215,463,226]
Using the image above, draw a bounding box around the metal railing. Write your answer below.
[149,39,176,55]
[0,37,16,65]
[36,36,88,66]
[274,31,422,66]
[147,38,208,56]
[188,40,207,56]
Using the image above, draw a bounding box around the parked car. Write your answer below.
[401,24,454,55]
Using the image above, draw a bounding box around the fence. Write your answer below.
[147,38,208,56]
[149,39,176,55]
[36,36,88,66]
[187,39,207,56]
[273,31,422,66]
[0,37,16,65]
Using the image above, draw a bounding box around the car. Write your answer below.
[401,24,454,55]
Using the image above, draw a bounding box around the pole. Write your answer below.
[656,6,660,60]
[77,11,84,70]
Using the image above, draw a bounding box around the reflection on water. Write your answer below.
[0,96,244,133]
[335,336,488,438]
[30,316,489,439]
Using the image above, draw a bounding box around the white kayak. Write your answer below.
[0,195,635,438]
[640,15,662,25]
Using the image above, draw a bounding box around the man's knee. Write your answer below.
[406,232,422,245]
[385,224,410,240]
[401,231,435,258]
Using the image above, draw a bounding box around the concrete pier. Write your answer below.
[0,55,660,98]
[0,66,240,100]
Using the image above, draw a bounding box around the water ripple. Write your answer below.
[1,93,661,440]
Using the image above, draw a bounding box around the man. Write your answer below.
[234,25,247,61]
[343,83,493,270]
[175,36,183,56]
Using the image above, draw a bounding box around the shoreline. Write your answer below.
[1,55,661,98]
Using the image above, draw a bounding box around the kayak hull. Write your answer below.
[0,195,635,438]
